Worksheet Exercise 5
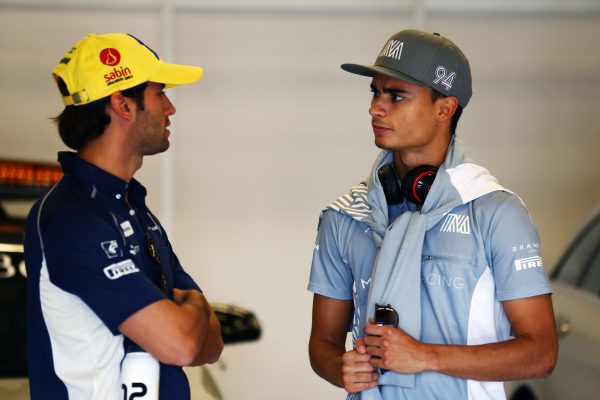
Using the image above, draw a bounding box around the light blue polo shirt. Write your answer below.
[308,191,551,400]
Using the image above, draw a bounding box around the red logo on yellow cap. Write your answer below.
[99,48,121,66]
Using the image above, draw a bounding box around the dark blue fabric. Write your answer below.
[25,152,200,399]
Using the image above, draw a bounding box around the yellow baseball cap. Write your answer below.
[52,33,203,106]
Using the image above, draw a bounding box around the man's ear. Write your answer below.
[436,96,459,123]
[107,91,135,120]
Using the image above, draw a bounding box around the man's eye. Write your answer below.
[392,94,404,102]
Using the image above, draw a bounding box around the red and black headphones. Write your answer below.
[377,164,438,205]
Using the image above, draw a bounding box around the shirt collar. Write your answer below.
[57,152,147,203]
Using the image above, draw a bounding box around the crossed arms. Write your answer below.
[119,288,224,366]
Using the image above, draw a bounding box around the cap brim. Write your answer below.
[149,61,203,87]
[341,63,426,87]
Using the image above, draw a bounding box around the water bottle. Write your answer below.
[121,344,160,400]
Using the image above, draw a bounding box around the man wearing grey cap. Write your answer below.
[307,29,557,399]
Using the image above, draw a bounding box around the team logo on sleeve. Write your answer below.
[103,259,140,280]
[101,240,122,259]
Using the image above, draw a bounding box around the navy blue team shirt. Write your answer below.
[25,152,201,400]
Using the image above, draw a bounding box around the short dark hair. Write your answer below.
[52,80,148,150]
[430,89,463,136]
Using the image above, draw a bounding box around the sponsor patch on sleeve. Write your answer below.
[103,259,140,280]
[514,256,544,271]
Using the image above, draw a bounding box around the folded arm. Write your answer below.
[118,288,223,366]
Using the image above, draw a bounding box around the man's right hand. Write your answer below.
[118,288,223,366]
[173,288,210,317]
[309,295,379,393]
[341,338,379,394]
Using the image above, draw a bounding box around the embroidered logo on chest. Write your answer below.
[120,220,134,237]
[439,213,471,235]
[100,240,122,258]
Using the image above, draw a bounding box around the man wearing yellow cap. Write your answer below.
[24,33,223,400]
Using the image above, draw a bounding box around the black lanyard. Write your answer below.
[127,201,170,298]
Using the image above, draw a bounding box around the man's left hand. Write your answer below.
[363,324,430,374]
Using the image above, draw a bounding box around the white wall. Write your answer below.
[1,3,599,399]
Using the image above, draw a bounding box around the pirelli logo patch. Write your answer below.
[514,256,543,271]
[103,259,140,280]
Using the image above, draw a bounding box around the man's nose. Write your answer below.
[369,97,386,118]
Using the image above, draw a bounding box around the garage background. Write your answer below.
[1,0,599,399]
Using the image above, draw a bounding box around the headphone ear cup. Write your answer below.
[401,165,438,205]
[378,164,403,205]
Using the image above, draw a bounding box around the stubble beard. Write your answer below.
[134,112,171,156]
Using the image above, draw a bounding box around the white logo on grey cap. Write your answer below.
[379,40,404,60]
[433,66,456,91]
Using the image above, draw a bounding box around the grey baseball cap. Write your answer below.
[342,29,472,107]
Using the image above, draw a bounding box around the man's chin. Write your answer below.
[144,141,170,156]
[374,139,392,150]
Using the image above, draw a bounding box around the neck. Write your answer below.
[77,134,142,182]
[393,135,451,179]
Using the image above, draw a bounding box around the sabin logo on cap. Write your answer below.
[52,32,203,106]
[99,48,121,66]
